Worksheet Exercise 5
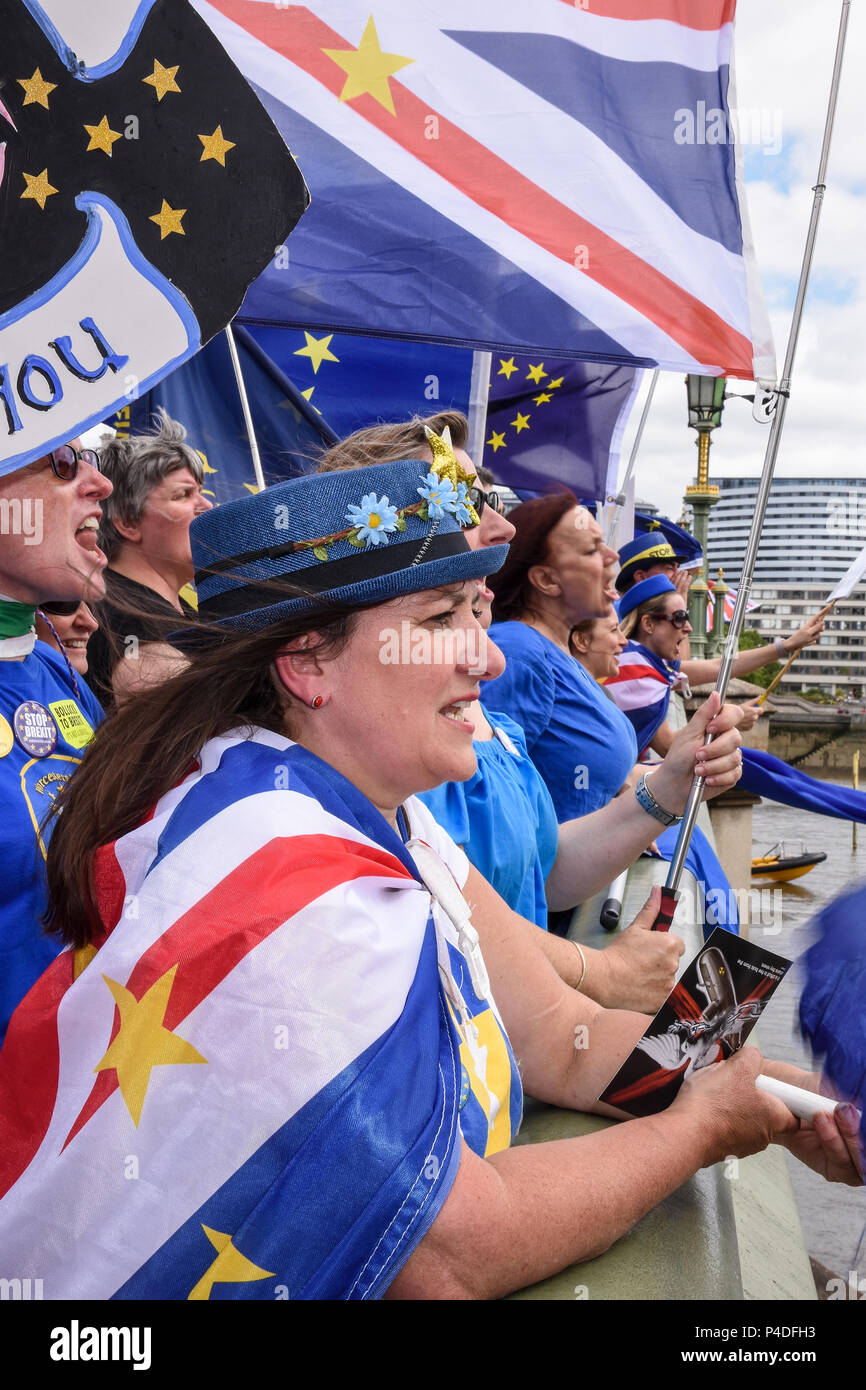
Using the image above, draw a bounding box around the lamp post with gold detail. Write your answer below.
[684,374,726,658]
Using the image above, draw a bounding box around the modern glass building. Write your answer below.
[706,477,866,695]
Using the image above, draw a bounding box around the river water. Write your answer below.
[750,779,866,1285]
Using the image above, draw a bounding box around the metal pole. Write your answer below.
[468,351,493,467]
[225,324,266,493]
[853,748,859,851]
[604,368,659,544]
[662,1,851,901]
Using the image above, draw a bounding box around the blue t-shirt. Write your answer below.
[484,622,638,823]
[0,642,103,1045]
[418,711,559,929]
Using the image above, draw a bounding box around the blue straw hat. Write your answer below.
[615,574,677,622]
[188,460,508,631]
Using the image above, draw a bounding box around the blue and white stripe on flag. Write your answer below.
[0,731,521,1299]
[195,0,774,379]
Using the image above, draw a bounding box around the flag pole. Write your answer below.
[468,351,493,467]
[225,324,266,493]
[604,368,659,544]
[756,600,836,705]
[656,1,852,921]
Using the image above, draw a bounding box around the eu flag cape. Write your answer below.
[197,0,775,379]
[0,729,521,1299]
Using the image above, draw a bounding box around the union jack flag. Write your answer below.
[0,730,521,1299]
[196,0,775,379]
[706,583,756,629]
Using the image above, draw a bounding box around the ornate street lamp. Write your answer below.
[684,374,726,657]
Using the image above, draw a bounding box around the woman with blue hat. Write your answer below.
[608,576,825,758]
[6,453,857,1302]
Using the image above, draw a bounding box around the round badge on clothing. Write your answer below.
[0,713,13,758]
[13,701,58,757]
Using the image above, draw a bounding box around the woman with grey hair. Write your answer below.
[86,410,212,706]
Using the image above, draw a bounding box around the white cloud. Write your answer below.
[623,0,865,528]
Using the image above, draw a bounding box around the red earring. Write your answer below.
[310,695,324,709]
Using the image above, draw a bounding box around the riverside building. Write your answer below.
[706,477,866,697]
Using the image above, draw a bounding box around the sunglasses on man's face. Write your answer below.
[49,445,101,481]
[467,485,502,519]
[654,609,690,629]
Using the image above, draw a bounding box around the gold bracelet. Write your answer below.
[570,939,588,992]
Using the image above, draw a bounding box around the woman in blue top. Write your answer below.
[317,423,751,1011]
[485,493,639,821]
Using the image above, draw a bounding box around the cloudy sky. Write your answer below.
[625,0,864,521]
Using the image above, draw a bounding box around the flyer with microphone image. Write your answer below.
[599,927,792,1117]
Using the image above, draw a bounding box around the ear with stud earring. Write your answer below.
[310,695,326,709]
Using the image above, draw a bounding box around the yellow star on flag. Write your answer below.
[188,1226,275,1301]
[300,386,323,415]
[324,16,413,117]
[497,357,518,380]
[84,116,123,157]
[143,60,180,101]
[547,376,565,390]
[486,430,506,453]
[150,199,186,239]
[18,68,56,108]
[95,965,207,1126]
[511,412,531,434]
[198,125,235,166]
[533,391,553,406]
[21,169,58,210]
[294,332,339,375]
[525,363,547,385]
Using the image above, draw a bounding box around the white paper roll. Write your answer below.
[756,1074,843,1121]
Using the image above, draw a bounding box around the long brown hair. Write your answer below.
[44,602,363,950]
[488,491,577,622]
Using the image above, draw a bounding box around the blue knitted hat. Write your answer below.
[189,460,508,630]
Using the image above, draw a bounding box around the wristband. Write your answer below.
[635,772,682,827]
[774,636,789,658]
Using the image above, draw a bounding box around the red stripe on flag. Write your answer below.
[60,835,411,1149]
[0,951,75,1199]
[604,663,670,686]
[555,0,736,29]
[208,2,754,375]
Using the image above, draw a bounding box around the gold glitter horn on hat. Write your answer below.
[423,425,481,526]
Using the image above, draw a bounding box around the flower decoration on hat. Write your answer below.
[417,472,459,519]
[345,493,399,547]
[423,425,480,526]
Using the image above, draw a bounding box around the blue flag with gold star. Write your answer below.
[483,355,641,500]
[0,0,308,477]
[247,325,474,440]
[107,326,337,504]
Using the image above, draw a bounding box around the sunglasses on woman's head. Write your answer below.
[49,445,101,481]
[467,485,502,518]
[654,609,690,629]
